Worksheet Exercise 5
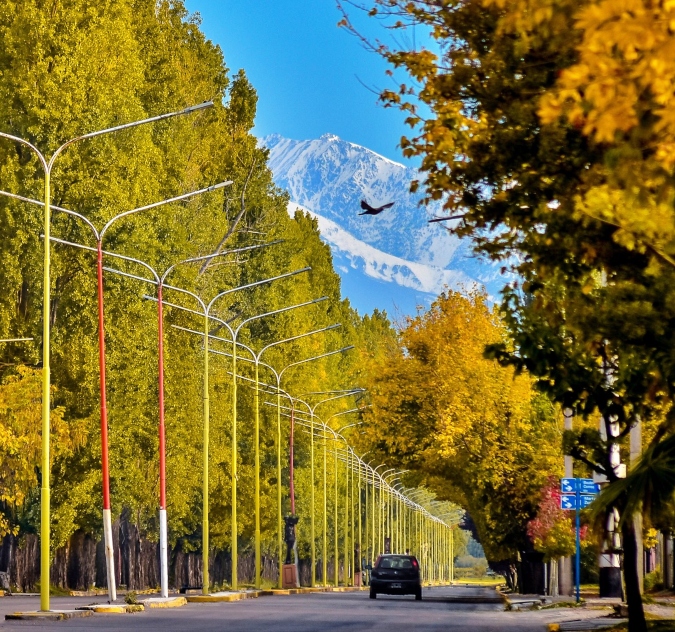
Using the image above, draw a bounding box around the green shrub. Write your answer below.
[644,570,663,593]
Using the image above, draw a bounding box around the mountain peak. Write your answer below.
[260,133,505,313]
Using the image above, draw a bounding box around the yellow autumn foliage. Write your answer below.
[484,0,675,267]
[0,366,85,537]
[360,290,563,560]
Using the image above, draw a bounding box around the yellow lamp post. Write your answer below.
[287,393,364,586]
[356,451,372,582]
[0,101,213,610]
[290,411,360,587]
[382,472,407,553]
[333,423,363,586]
[371,464,390,559]
[378,469,396,552]
[393,484,406,553]
[265,352,354,588]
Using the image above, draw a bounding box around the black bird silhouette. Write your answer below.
[359,200,395,216]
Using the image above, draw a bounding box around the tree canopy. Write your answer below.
[337,1,675,626]
[357,291,563,561]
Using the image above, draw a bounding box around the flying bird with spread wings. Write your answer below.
[359,200,395,216]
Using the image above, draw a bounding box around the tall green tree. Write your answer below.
[0,0,398,585]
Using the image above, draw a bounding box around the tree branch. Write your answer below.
[198,158,257,275]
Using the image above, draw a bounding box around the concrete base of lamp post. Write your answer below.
[5,610,93,621]
[282,564,299,589]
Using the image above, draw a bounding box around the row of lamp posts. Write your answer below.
[0,104,459,608]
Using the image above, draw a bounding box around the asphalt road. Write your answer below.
[0,585,612,632]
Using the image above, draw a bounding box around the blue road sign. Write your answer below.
[560,494,577,510]
[579,479,600,494]
[580,494,595,508]
[559,478,588,605]
[561,478,577,493]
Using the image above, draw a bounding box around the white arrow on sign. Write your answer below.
[561,478,577,493]
[560,495,577,510]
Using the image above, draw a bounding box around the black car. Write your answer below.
[369,554,422,600]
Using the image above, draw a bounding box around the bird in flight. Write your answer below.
[359,200,395,216]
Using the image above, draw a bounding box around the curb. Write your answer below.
[186,592,250,603]
[70,588,160,597]
[77,603,145,614]
[5,610,94,621]
[141,596,187,609]
[186,586,362,602]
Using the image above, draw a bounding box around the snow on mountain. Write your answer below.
[262,133,505,315]
[287,202,476,295]
[264,133,457,267]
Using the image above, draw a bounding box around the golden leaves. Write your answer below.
[540,0,675,169]
[0,366,82,537]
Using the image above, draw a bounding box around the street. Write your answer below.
[0,585,613,632]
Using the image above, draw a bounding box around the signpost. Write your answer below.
[560,478,599,602]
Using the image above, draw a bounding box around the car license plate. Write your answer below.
[390,583,401,589]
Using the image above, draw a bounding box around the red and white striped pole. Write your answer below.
[97,241,116,602]
[157,283,169,597]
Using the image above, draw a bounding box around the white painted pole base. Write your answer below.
[160,509,169,598]
[103,509,117,602]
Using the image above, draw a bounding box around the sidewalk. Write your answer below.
[503,589,675,632]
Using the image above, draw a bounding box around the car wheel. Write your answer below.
[415,589,422,601]
[369,589,377,599]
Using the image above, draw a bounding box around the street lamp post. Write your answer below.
[202,297,327,590]
[333,423,362,586]
[163,289,336,590]
[370,464,389,560]
[104,243,285,597]
[309,412,362,587]
[290,393,363,586]
[279,399,364,588]
[382,471,407,553]
[270,353,354,588]
[377,469,396,553]
[221,347,356,589]
[0,101,213,609]
[45,185,232,599]
[286,412,353,587]
[356,451,371,585]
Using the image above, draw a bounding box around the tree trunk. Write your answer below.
[622,518,647,632]
[549,558,559,596]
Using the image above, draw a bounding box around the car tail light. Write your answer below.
[412,559,418,568]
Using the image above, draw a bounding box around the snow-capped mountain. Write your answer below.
[262,133,504,315]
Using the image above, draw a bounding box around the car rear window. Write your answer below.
[377,556,415,569]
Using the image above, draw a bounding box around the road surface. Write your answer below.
[0,585,613,631]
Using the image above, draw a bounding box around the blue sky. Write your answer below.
[183,0,414,163]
